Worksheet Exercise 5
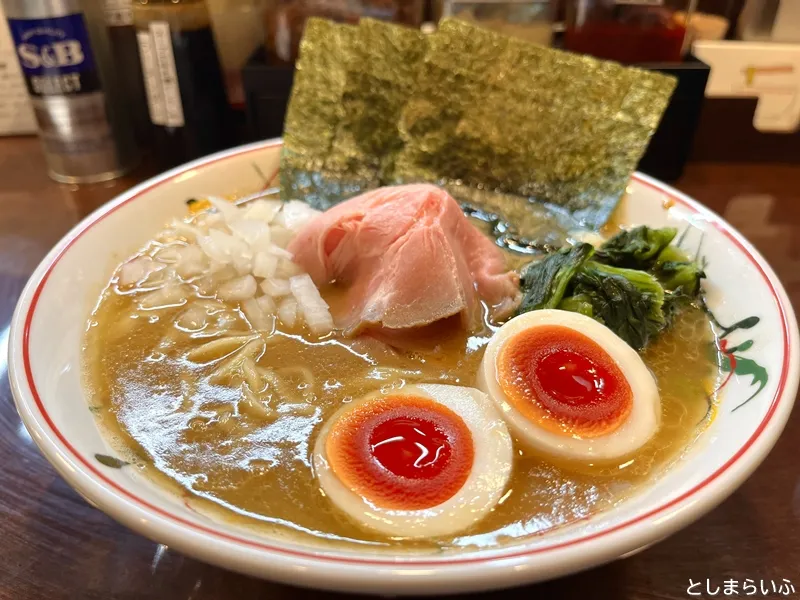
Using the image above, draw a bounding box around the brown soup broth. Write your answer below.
[83,242,720,551]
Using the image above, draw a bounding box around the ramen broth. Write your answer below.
[83,234,719,550]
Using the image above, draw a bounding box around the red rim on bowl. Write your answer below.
[16,141,795,568]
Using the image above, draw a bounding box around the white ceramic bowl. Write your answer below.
[8,140,800,594]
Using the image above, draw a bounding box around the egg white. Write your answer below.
[313,383,513,539]
[477,309,661,462]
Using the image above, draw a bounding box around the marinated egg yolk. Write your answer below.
[325,395,474,510]
[497,325,633,437]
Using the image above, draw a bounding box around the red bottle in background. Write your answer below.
[564,0,690,64]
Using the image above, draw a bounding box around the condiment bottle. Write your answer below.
[443,0,555,46]
[103,0,152,148]
[676,0,734,43]
[207,0,265,108]
[263,0,424,64]
[132,0,231,169]
[3,0,140,183]
[739,0,800,43]
[564,0,692,64]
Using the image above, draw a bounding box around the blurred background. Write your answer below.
[2,0,800,186]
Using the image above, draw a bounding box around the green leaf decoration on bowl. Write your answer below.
[94,454,129,469]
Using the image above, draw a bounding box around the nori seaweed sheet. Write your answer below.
[281,19,369,209]
[326,19,427,181]
[280,17,676,231]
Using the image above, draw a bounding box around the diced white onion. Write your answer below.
[261,278,290,297]
[269,225,294,248]
[242,297,272,331]
[119,256,161,286]
[198,234,229,264]
[141,266,177,289]
[170,220,204,241]
[198,229,249,265]
[277,297,298,328]
[138,284,188,309]
[201,212,225,230]
[275,258,301,279]
[242,199,282,223]
[268,245,293,260]
[155,246,182,264]
[232,253,253,276]
[218,275,257,302]
[275,200,321,232]
[253,251,278,279]
[290,274,333,334]
[176,304,208,331]
[229,219,271,250]
[257,295,276,315]
[121,196,334,336]
[175,245,206,278]
[207,196,240,222]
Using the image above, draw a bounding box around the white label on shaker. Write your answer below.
[149,21,185,128]
[0,3,36,135]
[137,30,167,126]
[104,0,133,26]
[0,53,37,135]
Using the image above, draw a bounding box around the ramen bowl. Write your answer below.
[8,140,799,594]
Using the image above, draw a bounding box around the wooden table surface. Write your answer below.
[1,136,799,600]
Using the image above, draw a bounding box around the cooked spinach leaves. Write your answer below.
[518,243,594,313]
[569,261,666,349]
[594,225,677,269]
[517,226,704,350]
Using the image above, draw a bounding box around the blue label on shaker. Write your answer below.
[7,13,101,97]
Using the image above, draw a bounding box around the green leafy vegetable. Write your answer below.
[568,261,666,350]
[517,226,706,350]
[652,242,705,296]
[595,226,677,269]
[517,249,668,349]
[662,289,694,327]
[655,243,690,264]
[557,294,593,317]
[655,260,704,296]
[518,243,594,312]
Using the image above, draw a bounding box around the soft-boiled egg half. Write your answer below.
[477,309,660,462]
[313,383,513,538]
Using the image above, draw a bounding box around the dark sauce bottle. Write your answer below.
[104,0,152,149]
[133,0,231,169]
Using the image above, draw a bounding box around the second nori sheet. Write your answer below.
[393,19,676,228]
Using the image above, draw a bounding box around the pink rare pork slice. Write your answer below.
[287,184,521,335]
